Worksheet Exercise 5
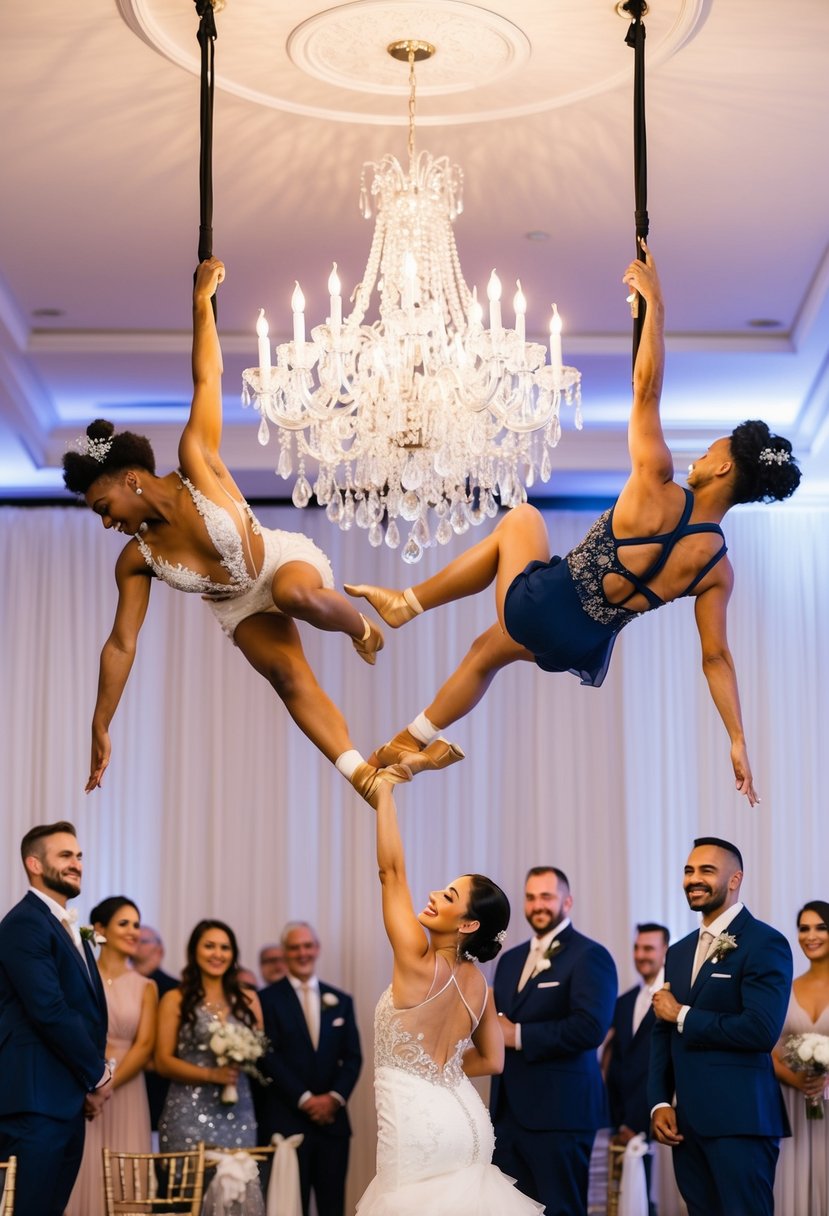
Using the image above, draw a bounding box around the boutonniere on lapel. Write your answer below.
[321,992,339,1009]
[709,932,738,965]
[79,926,106,946]
[532,938,562,978]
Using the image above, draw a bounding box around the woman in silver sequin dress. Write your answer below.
[156,919,262,1151]
[356,784,543,1214]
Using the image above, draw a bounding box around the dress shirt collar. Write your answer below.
[288,973,319,994]
[531,917,571,954]
[640,965,665,994]
[30,886,74,924]
[699,902,743,940]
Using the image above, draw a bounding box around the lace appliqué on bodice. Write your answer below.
[566,510,639,629]
[374,987,469,1090]
[134,475,261,597]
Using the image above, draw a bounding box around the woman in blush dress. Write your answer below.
[773,899,829,1215]
[66,896,157,1216]
[155,919,262,1154]
[356,783,544,1215]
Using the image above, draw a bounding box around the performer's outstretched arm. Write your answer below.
[375,785,430,970]
[180,256,226,467]
[621,242,672,485]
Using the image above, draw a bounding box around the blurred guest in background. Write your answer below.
[259,942,287,987]
[133,924,178,1137]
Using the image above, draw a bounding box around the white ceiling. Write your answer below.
[2,0,828,504]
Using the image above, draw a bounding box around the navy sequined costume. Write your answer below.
[504,489,726,687]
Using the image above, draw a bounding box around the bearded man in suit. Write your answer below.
[0,821,110,1216]
[257,921,362,1216]
[649,836,791,1216]
[492,865,617,1216]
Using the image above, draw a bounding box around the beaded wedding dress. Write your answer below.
[356,957,544,1215]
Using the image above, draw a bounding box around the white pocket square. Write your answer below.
[710,973,731,979]
[537,981,560,988]
[332,1017,345,1026]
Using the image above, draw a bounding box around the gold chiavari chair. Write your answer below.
[0,1155,17,1216]
[102,1144,205,1215]
[606,1141,627,1216]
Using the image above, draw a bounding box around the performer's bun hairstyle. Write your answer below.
[459,874,510,963]
[729,419,801,504]
[62,419,156,495]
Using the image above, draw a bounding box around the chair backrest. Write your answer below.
[102,1145,205,1215]
[0,1155,17,1216]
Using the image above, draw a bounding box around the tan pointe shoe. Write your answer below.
[343,584,423,629]
[350,761,412,808]
[351,614,384,666]
[376,731,465,773]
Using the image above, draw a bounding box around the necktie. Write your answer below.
[300,983,318,1048]
[61,917,77,943]
[518,938,544,992]
[691,929,714,984]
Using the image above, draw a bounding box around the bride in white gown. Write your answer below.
[356,784,545,1215]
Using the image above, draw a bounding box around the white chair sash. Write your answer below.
[618,1132,650,1216]
[202,1150,264,1216]
[265,1133,304,1216]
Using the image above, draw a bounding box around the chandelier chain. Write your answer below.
[407,47,417,169]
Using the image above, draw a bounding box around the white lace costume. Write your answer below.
[356,956,544,1215]
[133,474,334,639]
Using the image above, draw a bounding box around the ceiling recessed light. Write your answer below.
[747,318,782,329]
[31,307,65,318]
[525,230,550,242]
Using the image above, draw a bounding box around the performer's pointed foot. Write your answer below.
[376,730,465,773]
[351,614,384,665]
[350,761,412,808]
[343,584,423,629]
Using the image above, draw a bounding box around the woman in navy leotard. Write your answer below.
[62,258,458,806]
[346,243,801,806]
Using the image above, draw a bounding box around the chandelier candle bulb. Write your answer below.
[488,270,502,336]
[328,264,342,331]
[468,285,483,328]
[292,282,306,348]
[550,304,563,387]
[514,281,526,345]
[256,309,271,387]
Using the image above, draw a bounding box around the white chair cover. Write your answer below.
[618,1133,650,1216]
[265,1133,304,1216]
[202,1150,265,1216]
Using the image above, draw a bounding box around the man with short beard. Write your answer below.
[649,836,791,1216]
[0,821,110,1216]
[491,865,617,1216]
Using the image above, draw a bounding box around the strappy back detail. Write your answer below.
[133,473,262,597]
[567,488,727,628]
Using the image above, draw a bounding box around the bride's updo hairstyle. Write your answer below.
[459,875,510,964]
[179,918,256,1031]
[62,419,156,495]
[728,419,801,504]
[89,895,140,929]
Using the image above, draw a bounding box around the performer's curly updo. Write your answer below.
[460,874,510,964]
[728,420,801,504]
[62,419,156,495]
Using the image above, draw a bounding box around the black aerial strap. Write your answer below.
[624,0,649,368]
[194,0,218,314]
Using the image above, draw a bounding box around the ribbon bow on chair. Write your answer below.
[203,1150,264,1215]
[618,1132,650,1216]
[266,1133,304,1216]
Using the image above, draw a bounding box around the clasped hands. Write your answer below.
[84,1081,112,1121]
[299,1092,340,1125]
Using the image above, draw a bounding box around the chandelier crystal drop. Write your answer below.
[242,40,581,562]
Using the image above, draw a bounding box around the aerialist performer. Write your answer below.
[346,242,801,806]
[62,256,460,805]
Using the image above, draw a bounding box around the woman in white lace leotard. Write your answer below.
[772,900,829,1215]
[356,784,544,1215]
[61,257,461,806]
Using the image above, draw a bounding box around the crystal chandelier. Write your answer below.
[242,40,581,563]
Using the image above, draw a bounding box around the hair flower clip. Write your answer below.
[759,447,790,466]
[73,434,113,463]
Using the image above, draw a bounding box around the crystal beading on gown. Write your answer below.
[356,956,544,1214]
[159,1006,257,1151]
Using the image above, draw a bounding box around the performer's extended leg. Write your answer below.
[347,503,550,633]
[272,560,383,663]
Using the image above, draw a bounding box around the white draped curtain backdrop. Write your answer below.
[1,501,825,1210]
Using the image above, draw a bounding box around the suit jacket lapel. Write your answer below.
[513,926,572,1010]
[690,906,750,997]
[26,890,96,993]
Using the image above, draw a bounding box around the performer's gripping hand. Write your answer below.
[651,1105,683,1147]
[622,239,662,305]
[194,256,225,300]
[86,724,111,792]
[731,739,758,806]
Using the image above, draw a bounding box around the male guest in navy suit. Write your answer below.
[649,836,791,1216]
[492,865,618,1216]
[0,821,110,1216]
[602,922,669,1215]
[257,921,362,1216]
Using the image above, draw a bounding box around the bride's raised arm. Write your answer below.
[375,785,431,977]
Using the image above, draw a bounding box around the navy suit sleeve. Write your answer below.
[261,993,310,1106]
[682,930,793,1052]
[0,918,105,1088]
[327,996,362,1101]
[522,944,617,1061]
[647,1009,674,1111]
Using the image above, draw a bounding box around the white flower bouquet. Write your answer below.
[784,1031,829,1120]
[206,1019,271,1104]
